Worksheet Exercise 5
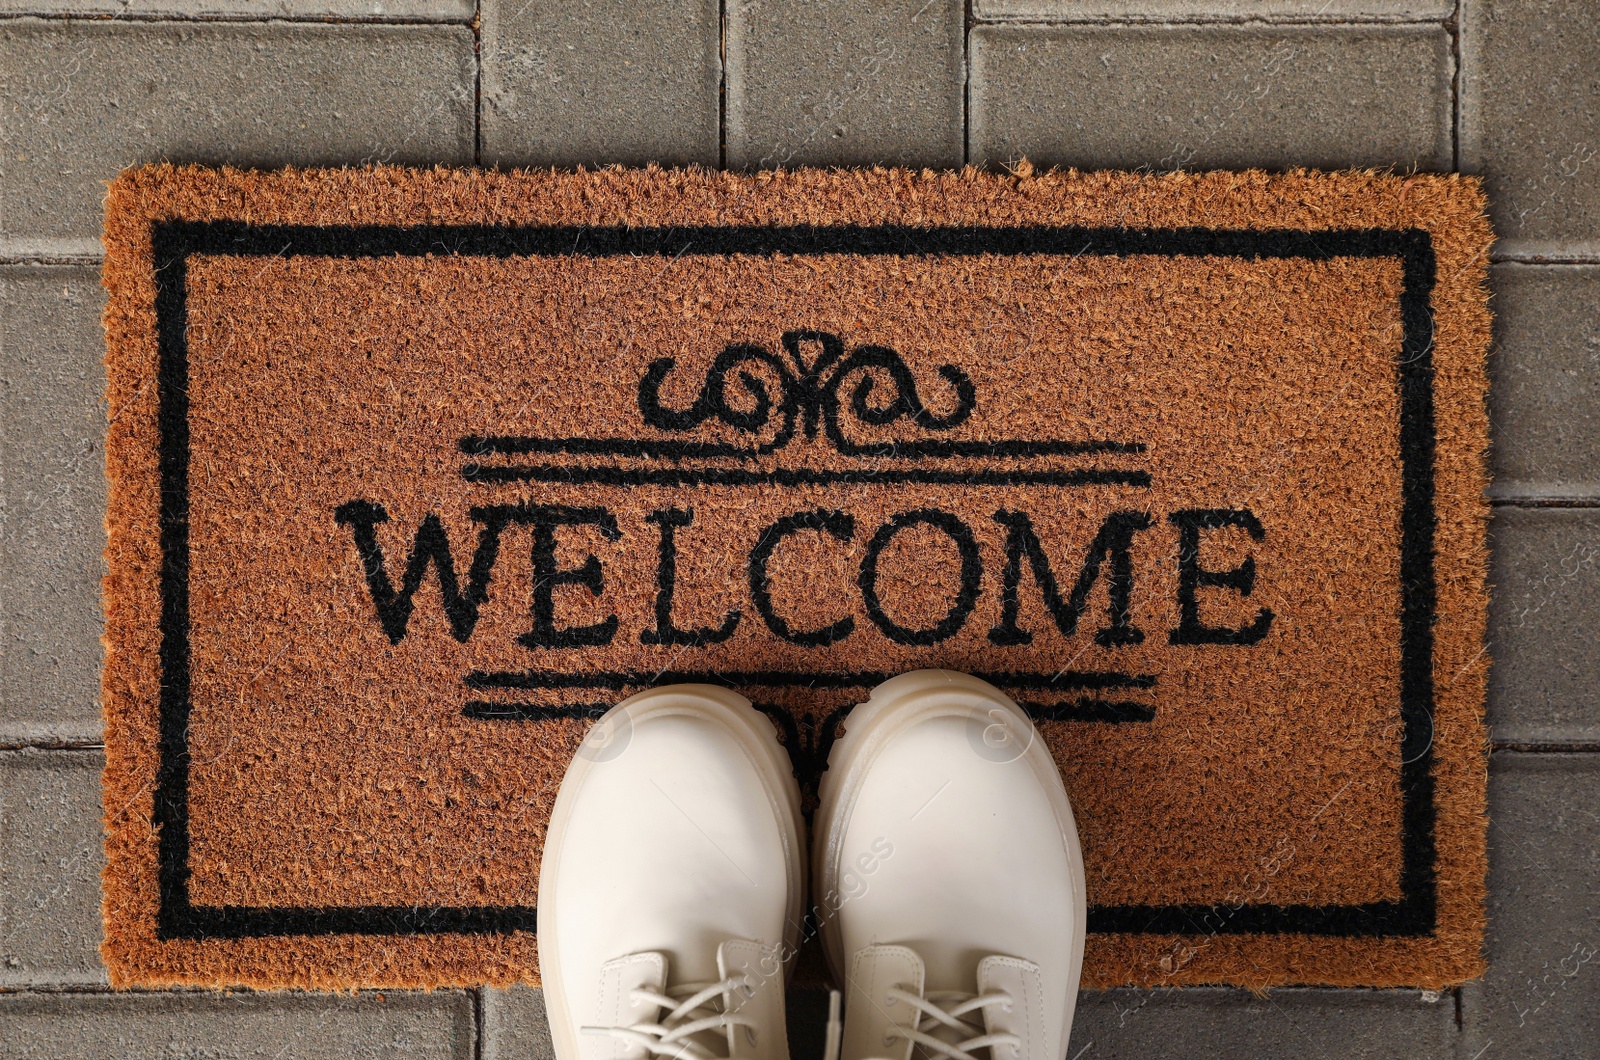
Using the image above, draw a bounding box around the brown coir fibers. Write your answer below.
[100,165,1491,991]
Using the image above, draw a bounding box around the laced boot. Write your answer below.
[813,671,1087,1060]
[539,685,805,1060]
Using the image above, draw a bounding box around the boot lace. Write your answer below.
[821,986,1023,1060]
[582,975,759,1060]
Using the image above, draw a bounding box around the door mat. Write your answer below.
[100,164,1492,992]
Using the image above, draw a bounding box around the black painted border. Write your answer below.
[148,221,1438,941]
[461,669,1159,726]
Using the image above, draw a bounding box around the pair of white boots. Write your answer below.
[538,670,1088,1060]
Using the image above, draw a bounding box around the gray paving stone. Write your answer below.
[975,0,1452,18]
[1461,753,1600,1059]
[0,265,105,747]
[726,0,964,170]
[968,24,1452,173]
[0,0,472,16]
[481,984,554,1060]
[1461,0,1600,259]
[0,989,476,1058]
[0,19,475,254]
[480,0,720,169]
[1064,986,1456,1058]
[1487,508,1600,746]
[495,983,1460,1058]
[0,748,105,987]
[1489,265,1600,502]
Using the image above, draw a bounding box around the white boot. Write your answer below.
[538,685,806,1060]
[813,671,1087,1060]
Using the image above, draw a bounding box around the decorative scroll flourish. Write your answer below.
[637,330,976,456]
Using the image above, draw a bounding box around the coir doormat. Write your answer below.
[101,165,1491,991]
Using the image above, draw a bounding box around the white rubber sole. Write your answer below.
[536,684,806,1060]
[811,669,1087,1046]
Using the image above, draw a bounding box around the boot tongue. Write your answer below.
[842,944,925,1060]
[596,952,671,1059]
[975,955,1036,1060]
[717,938,782,1060]
[841,948,1021,1060]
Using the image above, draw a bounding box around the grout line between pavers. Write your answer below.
[963,0,975,167]
[1492,744,1600,755]
[0,11,473,25]
[473,985,486,1060]
[471,0,482,168]
[1489,254,1600,265]
[1450,0,1462,172]
[0,985,176,996]
[0,259,103,269]
[0,740,105,752]
[1489,498,1600,509]
[718,0,728,171]
[964,15,1453,28]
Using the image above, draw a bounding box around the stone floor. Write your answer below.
[2,1,1597,1056]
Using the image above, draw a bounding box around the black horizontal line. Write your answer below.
[1089,899,1429,937]
[465,437,758,459]
[165,904,538,940]
[174,898,1432,939]
[463,697,1155,725]
[462,701,613,721]
[462,668,1156,692]
[459,436,1148,459]
[172,898,1429,939]
[460,465,1151,488]
[157,221,1428,262]
[1021,699,1157,724]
